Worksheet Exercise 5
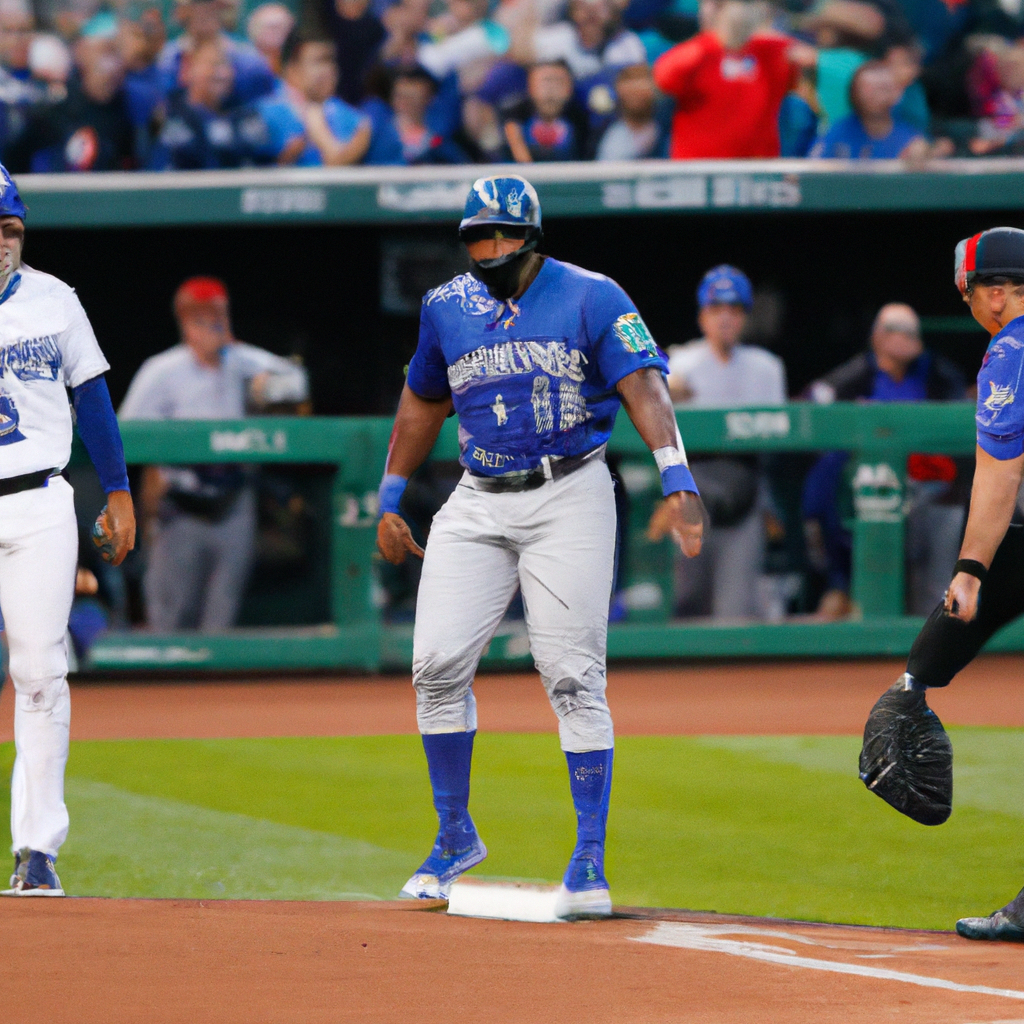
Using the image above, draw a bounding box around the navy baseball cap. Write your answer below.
[955,227,1024,294]
[697,265,753,310]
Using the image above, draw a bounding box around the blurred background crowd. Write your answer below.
[2,0,1024,171]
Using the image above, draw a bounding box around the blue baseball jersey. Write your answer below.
[406,257,666,475]
[976,314,1024,460]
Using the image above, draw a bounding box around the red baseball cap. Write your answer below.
[174,276,229,315]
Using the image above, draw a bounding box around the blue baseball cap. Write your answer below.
[459,175,542,234]
[697,265,752,310]
[0,165,26,222]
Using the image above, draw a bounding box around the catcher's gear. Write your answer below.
[859,678,953,826]
[91,505,116,563]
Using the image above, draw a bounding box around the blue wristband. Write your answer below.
[661,463,699,498]
[379,474,408,515]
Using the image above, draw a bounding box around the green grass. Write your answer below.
[1,729,1022,929]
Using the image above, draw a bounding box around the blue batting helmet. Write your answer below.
[459,175,542,235]
[697,265,753,310]
[0,165,26,221]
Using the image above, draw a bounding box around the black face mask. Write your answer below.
[468,237,539,301]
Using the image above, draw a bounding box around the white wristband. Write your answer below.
[653,446,687,472]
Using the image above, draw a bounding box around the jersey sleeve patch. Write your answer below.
[612,312,658,357]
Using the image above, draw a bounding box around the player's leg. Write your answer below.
[403,481,520,899]
[143,512,212,630]
[199,488,256,631]
[0,478,77,896]
[905,523,1024,690]
[516,459,617,919]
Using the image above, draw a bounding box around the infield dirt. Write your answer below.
[3,656,1024,1023]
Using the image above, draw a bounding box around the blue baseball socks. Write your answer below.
[402,731,487,897]
[563,748,613,893]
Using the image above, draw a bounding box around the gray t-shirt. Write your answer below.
[119,341,308,420]
[666,339,787,407]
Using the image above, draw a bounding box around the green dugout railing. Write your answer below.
[84,402,1016,673]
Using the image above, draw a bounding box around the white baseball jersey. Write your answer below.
[0,263,109,478]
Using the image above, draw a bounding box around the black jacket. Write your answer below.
[808,350,967,402]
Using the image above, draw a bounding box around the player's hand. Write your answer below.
[646,491,706,557]
[944,571,981,623]
[92,489,136,566]
[377,512,425,565]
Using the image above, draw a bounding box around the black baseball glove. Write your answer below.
[859,681,953,826]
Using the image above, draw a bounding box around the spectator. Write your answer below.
[379,0,430,68]
[257,30,371,166]
[119,277,309,633]
[386,64,468,162]
[246,2,294,75]
[326,0,385,104]
[887,41,929,132]
[968,39,1024,155]
[7,14,135,172]
[653,0,808,159]
[665,266,787,620]
[157,0,276,108]
[514,0,648,81]
[504,59,588,160]
[152,38,271,169]
[416,0,509,90]
[810,59,931,159]
[29,33,71,100]
[803,303,967,619]
[0,1,47,160]
[0,0,33,83]
[595,61,665,158]
[118,6,167,130]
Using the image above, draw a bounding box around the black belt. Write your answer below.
[468,447,604,493]
[0,468,57,498]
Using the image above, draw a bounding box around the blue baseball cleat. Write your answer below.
[1,848,64,897]
[554,841,612,920]
[400,815,487,901]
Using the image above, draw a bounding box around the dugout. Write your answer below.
[24,159,1024,670]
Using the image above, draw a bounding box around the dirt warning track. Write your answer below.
[5,898,1024,1024]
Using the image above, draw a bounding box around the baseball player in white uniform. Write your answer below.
[377,176,705,918]
[0,165,135,896]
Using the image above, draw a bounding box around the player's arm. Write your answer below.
[376,384,453,565]
[945,444,1024,622]
[616,367,705,557]
[72,374,136,566]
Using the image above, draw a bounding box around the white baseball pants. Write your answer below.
[412,457,616,752]
[0,476,76,857]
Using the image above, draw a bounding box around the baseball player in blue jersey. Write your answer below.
[377,175,705,919]
[861,227,1024,939]
[0,165,135,896]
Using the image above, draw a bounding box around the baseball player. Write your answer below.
[377,175,705,919]
[0,164,135,896]
[867,227,1024,940]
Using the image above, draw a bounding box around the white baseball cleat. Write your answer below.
[400,825,487,901]
[554,884,612,920]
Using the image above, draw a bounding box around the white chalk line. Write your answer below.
[632,922,1024,1002]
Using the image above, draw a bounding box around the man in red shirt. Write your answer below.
[653,0,811,159]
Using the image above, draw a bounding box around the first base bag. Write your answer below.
[859,682,953,826]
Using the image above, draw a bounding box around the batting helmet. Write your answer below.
[459,175,542,236]
[0,165,27,222]
[955,227,1024,295]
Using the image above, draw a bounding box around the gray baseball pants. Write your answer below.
[144,488,256,631]
[412,457,616,752]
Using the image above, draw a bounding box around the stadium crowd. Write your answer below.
[0,0,1021,171]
